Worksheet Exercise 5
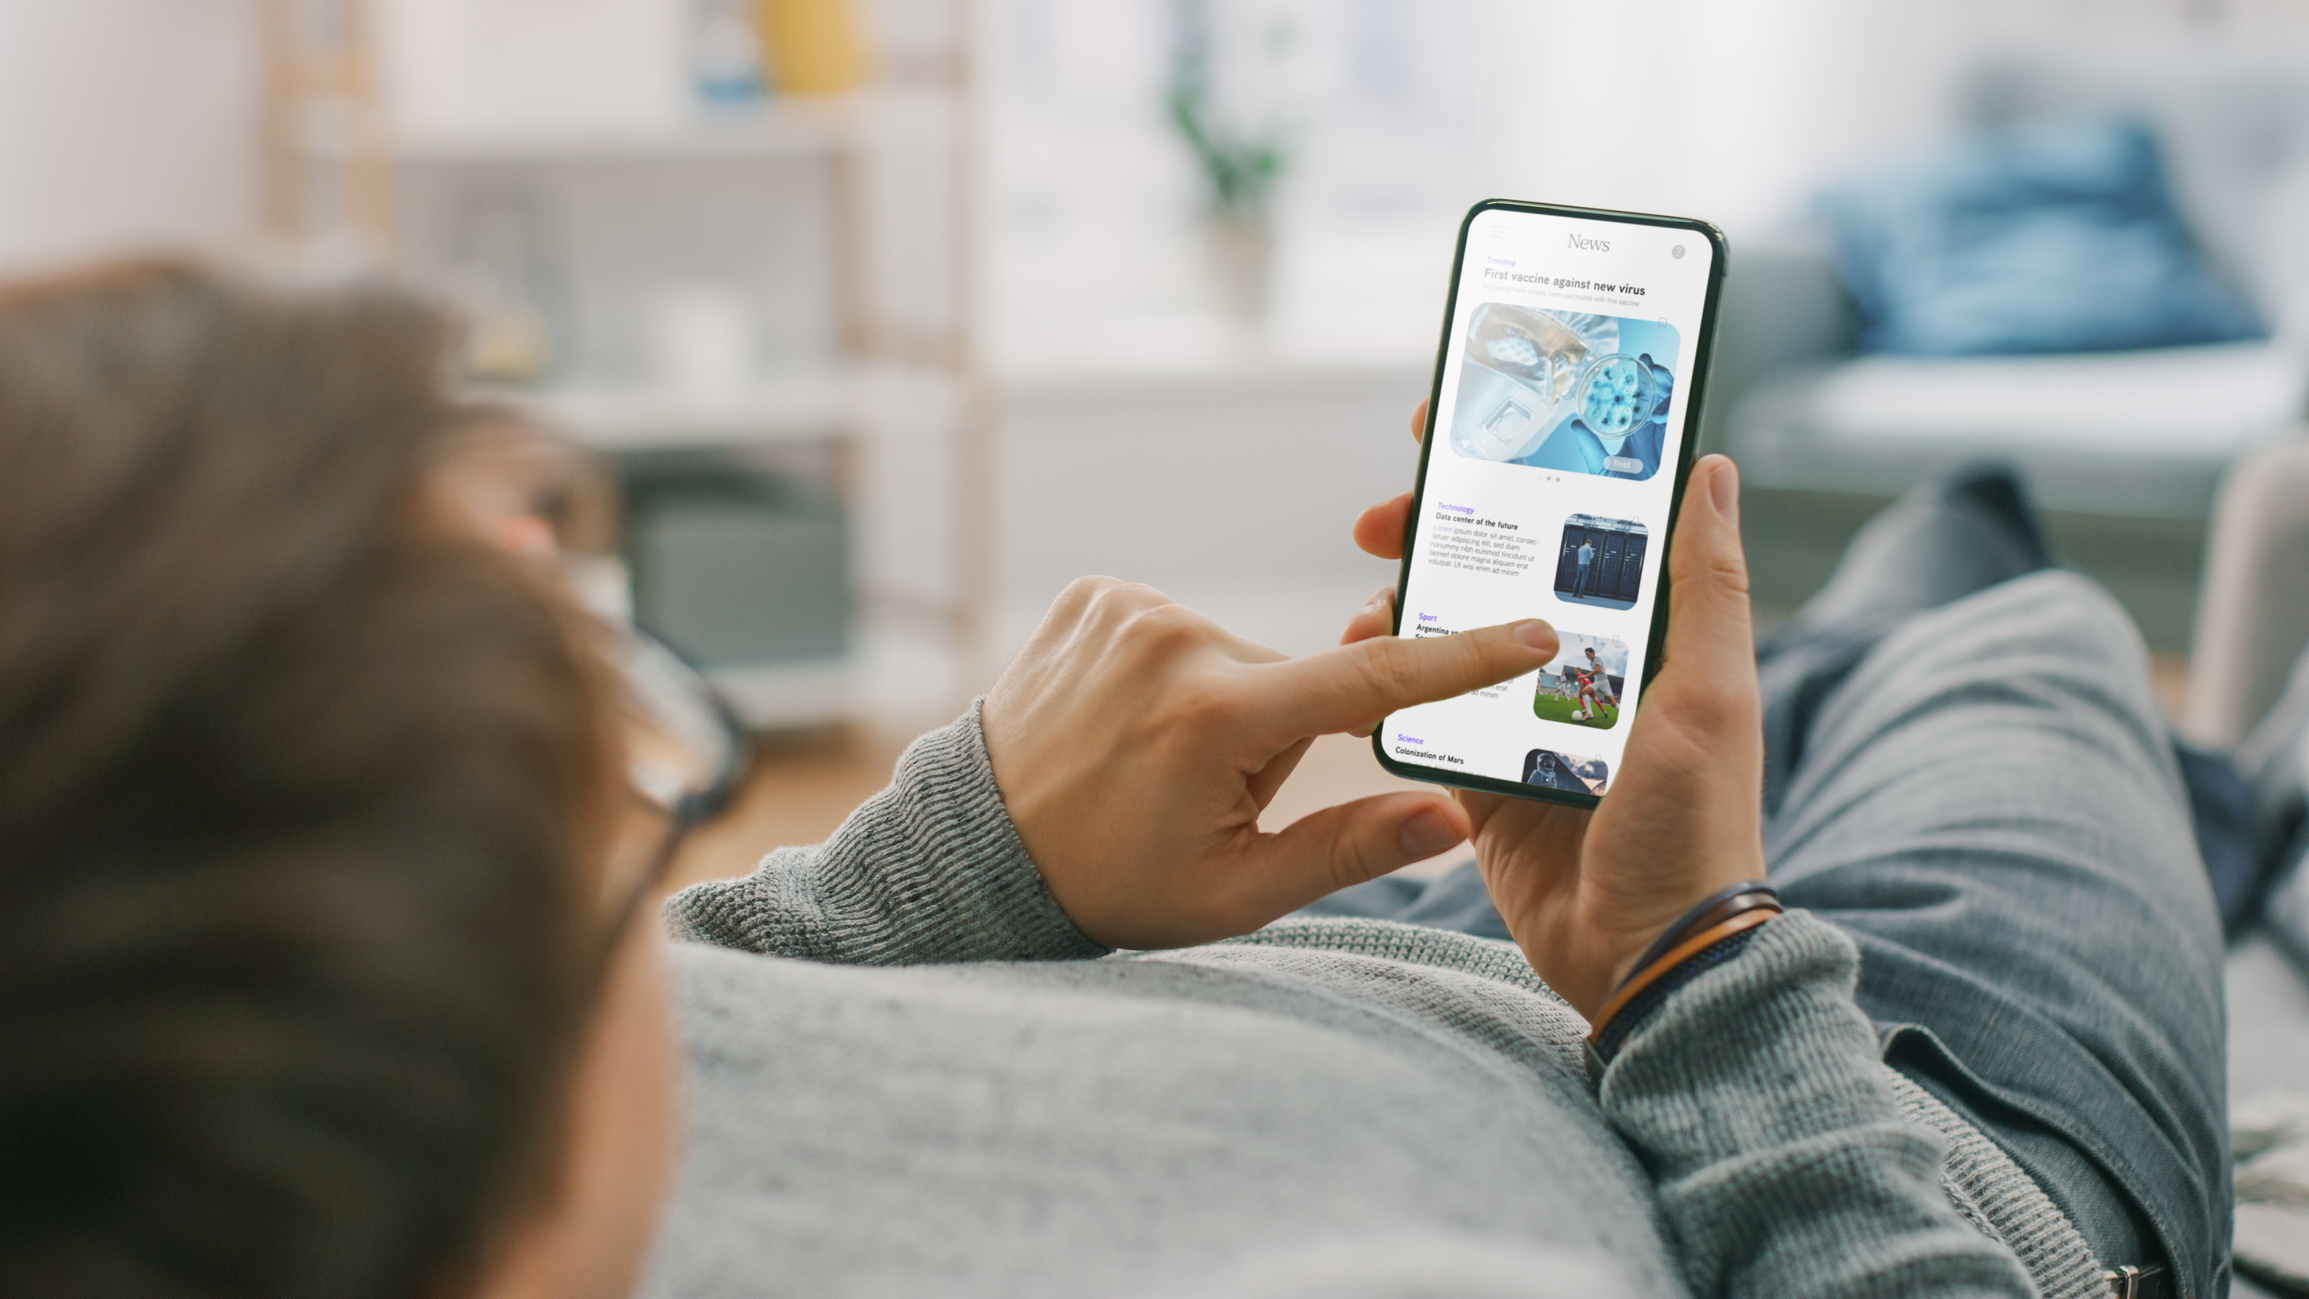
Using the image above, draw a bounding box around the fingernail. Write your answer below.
[1709,457,1740,525]
[1514,619,1555,649]
[1397,807,1462,858]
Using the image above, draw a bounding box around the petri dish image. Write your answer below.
[1578,355,1655,437]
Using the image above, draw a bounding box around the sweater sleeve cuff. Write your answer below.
[1600,911,2035,1297]
[661,702,1111,965]
[1601,911,1890,1155]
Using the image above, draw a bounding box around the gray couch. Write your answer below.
[2190,439,2309,1296]
[1706,39,2309,519]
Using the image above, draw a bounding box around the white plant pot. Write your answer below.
[1201,214,1276,322]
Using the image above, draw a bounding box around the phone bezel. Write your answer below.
[1371,198,1731,808]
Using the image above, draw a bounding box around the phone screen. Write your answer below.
[1376,201,1726,804]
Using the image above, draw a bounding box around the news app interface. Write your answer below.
[1388,207,1717,798]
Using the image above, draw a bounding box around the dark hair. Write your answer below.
[0,263,617,1298]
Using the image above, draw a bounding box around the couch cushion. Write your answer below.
[1962,41,2309,325]
[2228,936,2309,1297]
[1731,341,2304,516]
[1817,117,2262,356]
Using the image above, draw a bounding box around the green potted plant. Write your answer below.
[1167,0,1295,322]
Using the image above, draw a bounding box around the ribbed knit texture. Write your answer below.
[1230,917,2104,1297]
[1896,1079,2113,1299]
[1603,915,2069,1298]
[666,703,1108,965]
[656,709,2094,1298]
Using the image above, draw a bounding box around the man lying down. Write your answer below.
[0,266,2223,1299]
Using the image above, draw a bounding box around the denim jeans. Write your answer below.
[1304,571,2229,1293]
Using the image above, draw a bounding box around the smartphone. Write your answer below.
[1373,199,1728,807]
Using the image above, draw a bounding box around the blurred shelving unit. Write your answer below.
[258,0,394,251]
[511,371,855,453]
[259,0,987,732]
[386,95,862,163]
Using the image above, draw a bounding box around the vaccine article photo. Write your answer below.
[1446,303,1679,481]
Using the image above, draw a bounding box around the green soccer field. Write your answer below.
[1532,693,1620,729]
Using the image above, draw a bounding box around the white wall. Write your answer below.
[991,364,1423,661]
[0,0,260,275]
[982,0,2302,293]
[0,0,2260,284]
[1483,0,2301,240]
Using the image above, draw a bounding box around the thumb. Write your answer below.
[1234,792,1471,915]
[1661,455,1755,693]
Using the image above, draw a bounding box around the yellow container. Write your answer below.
[757,0,870,95]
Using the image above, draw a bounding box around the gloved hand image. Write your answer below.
[1447,301,1679,481]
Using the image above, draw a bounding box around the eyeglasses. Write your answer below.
[599,630,751,949]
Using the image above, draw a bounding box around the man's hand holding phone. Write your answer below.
[1344,404,1768,1020]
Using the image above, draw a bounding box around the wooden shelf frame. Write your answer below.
[259,0,999,724]
[259,0,394,254]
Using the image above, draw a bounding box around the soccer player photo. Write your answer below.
[1532,632,1628,729]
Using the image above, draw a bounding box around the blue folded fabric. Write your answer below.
[1816,116,2262,355]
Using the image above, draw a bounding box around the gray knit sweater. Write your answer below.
[644,710,2111,1299]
